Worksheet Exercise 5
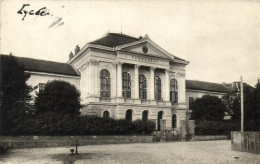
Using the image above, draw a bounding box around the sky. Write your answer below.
[1,0,260,86]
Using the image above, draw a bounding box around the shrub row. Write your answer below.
[9,112,155,135]
[195,120,240,136]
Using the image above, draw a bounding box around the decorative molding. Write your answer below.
[150,66,156,71]
[116,59,124,65]
[25,71,80,79]
[169,71,185,78]
[169,72,176,78]
[179,72,186,77]
[134,64,140,69]
[165,69,170,74]
[111,62,117,68]
[89,59,99,65]
[78,62,90,72]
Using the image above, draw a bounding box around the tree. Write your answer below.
[222,83,255,125]
[35,80,81,115]
[253,79,260,130]
[0,54,33,134]
[191,95,226,122]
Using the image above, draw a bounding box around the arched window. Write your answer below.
[139,75,147,100]
[142,110,148,122]
[172,114,177,128]
[122,72,131,98]
[170,79,178,103]
[155,76,161,101]
[103,111,110,118]
[157,111,163,131]
[126,109,133,122]
[100,69,110,98]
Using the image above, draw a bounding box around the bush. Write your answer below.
[195,120,240,136]
[35,80,81,115]
[191,95,226,122]
[78,116,155,135]
[132,119,155,135]
[0,146,8,155]
[10,114,156,135]
[10,112,79,135]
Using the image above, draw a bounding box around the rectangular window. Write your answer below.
[189,97,195,109]
[39,83,46,93]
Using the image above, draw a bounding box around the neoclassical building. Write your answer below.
[67,33,189,131]
[2,33,230,131]
[9,33,189,131]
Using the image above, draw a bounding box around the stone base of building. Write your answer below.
[80,103,188,130]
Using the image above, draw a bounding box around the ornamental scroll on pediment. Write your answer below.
[78,59,100,72]
[78,62,89,72]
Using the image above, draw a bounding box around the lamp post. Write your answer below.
[75,139,78,154]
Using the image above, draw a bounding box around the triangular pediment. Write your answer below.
[116,39,175,60]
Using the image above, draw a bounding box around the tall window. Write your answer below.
[103,111,110,118]
[122,72,131,98]
[170,79,178,103]
[139,75,147,100]
[155,76,161,101]
[172,114,177,128]
[142,110,148,122]
[100,69,110,98]
[126,109,133,122]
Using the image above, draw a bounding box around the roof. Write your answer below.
[186,80,228,93]
[0,54,80,77]
[89,33,140,48]
[223,82,254,92]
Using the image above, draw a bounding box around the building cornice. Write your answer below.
[186,89,227,94]
[26,71,81,79]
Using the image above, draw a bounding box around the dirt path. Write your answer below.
[1,140,260,164]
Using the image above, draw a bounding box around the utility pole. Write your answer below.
[240,76,244,132]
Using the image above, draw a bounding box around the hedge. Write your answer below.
[8,112,155,135]
[195,120,240,136]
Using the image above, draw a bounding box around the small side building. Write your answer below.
[185,80,229,120]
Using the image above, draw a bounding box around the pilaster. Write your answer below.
[164,69,170,101]
[116,60,124,103]
[134,64,141,104]
[87,59,99,102]
[150,67,156,105]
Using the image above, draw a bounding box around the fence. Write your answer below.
[231,131,260,154]
[0,135,153,149]
[194,135,229,141]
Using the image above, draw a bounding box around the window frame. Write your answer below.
[139,74,147,100]
[189,97,195,109]
[170,78,178,103]
[142,110,149,122]
[103,111,110,118]
[172,114,177,128]
[154,76,161,101]
[39,83,46,93]
[126,109,133,122]
[100,69,111,98]
[122,72,131,98]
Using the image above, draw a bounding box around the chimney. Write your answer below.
[74,45,80,55]
[69,51,74,60]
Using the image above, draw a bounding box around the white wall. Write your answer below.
[27,71,80,98]
[186,90,226,109]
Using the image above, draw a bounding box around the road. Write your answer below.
[1,140,260,164]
